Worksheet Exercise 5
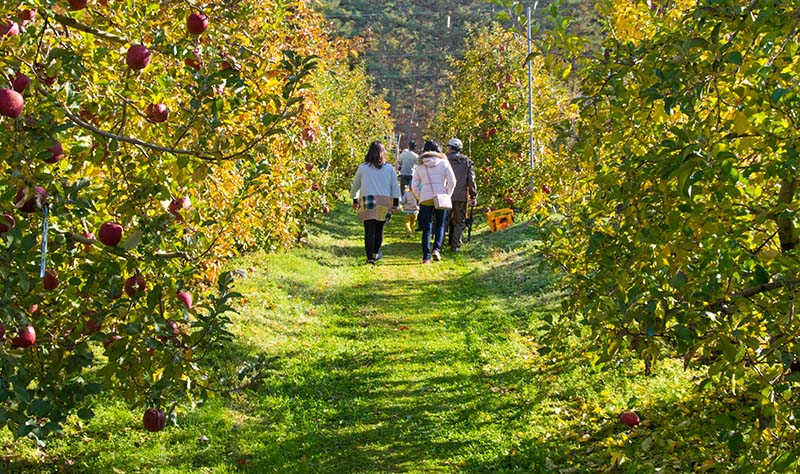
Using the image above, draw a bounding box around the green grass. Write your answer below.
[0,203,784,473]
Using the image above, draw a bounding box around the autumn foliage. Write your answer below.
[452,0,800,466]
[0,0,390,442]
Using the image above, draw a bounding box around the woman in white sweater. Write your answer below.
[350,141,401,264]
[411,140,456,263]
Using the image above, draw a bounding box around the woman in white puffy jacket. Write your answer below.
[411,140,456,263]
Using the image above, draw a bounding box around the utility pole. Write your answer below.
[527,3,537,191]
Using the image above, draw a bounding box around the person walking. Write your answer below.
[350,141,401,264]
[411,140,456,264]
[397,140,419,190]
[400,185,419,238]
[445,137,477,253]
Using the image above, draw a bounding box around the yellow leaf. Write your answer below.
[695,459,716,472]
[734,111,749,134]
[561,63,572,79]
[652,101,667,123]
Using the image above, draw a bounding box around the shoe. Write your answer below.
[432,249,441,261]
[367,259,375,265]
[422,259,431,264]
[374,251,383,261]
[451,247,460,253]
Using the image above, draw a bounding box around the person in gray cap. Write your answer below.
[445,137,477,252]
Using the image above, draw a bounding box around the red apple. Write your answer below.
[168,197,190,219]
[45,140,64,163]
[86,314,102,333]
[620,411,640,427]
[186,12,209,35]
[176,291,192,309]
[0,88,24,118]
[42,72,57,86]
[311,183,319,191]
[0,19,20,37]
[124,274,146,298]
[142,408,166,432]
[126,44,152,70]
[12,72,31,93]
[98,221,123,246]
[302,127,317,143]
[541,184,551,194]
[103,334,121,349]
[184,52,203,71]
[68,0,87,11]
[305,162,314,172]
[322,205,330,215]
[15,186,46,213]
[79,107,96,123]
[0,213,13,233]
[11,325,35,349]
[17,9,36,23]
[30,304,38,314]
[82,232,94,251]
[165,320,179,337]
[146,103,169,123]
[43,269,60,291]
[504,196,515,206]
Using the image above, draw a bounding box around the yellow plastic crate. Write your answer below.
[487,208,514,232]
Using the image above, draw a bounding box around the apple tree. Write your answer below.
[430,23,573,211]
[0,0,331,442]
[493,0,800,464]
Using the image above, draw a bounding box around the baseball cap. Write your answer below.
[447,138,462,149]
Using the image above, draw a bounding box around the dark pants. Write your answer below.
[446,201,468,250]
[418,205,447,261]
[400,175,412,190]
[363,219,386,260]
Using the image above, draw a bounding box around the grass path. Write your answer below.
[225,207,563,472]
[2,204,714,473]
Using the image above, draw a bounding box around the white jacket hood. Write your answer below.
[420,151,447,167]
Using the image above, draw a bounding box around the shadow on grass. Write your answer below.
[0,204,584,473]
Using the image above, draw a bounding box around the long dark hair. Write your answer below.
[364,141,386,168]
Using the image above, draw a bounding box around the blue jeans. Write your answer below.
[418,205,447,261]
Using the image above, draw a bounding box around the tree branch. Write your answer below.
[51,12,129,46]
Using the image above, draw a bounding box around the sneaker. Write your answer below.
[374,251,383,262]
[367,259,375,265]
[422,259,431,264]
[432,249,441,261]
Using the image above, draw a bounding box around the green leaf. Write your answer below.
[122,229,142,252]
[753,265,770,285]
[773,451,799,472]
[722,51,742,65]
[714,414,736,430]
[726,431,744,452]
[773,88,790,103]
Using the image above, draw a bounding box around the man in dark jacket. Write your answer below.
[445,138,477,252]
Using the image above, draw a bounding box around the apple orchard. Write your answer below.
[0,0,391,441]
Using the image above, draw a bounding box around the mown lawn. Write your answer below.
[0,202,783,473]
